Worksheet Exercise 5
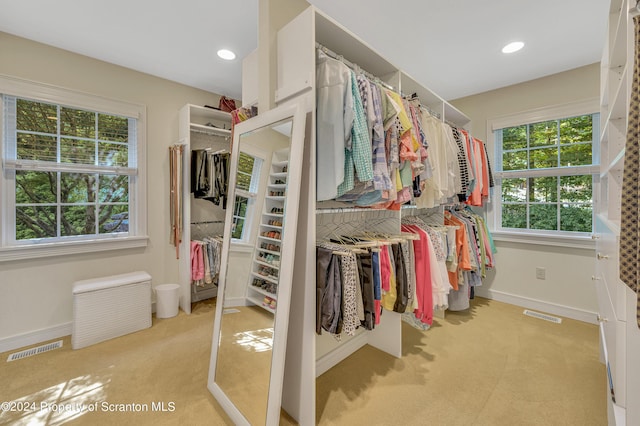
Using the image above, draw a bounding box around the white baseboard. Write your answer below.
[0,322,72,354]
[315,332,368,377]
[224,297,251,308]
[477,288,598,324]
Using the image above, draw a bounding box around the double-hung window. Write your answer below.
[231,151,263,242]
[491,102,599,243]
[0,76,147,261]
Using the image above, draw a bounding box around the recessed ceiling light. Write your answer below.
[217,49,236,61]
[502,41,524,54]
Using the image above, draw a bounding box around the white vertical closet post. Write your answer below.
[274,5,472,425]
[178,106,192,314]
[242,49,259,108]
[177,104,231,315]
[597,1,640,425]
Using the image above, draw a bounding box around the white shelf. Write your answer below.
[254,259,280,270]
[247,295,276,314]
[270,172,288,178]
[249,285,278,299]
[190,123,231,137]
[251,271,279,285]
[261,223,283,230]
[189,104,232,123]
[258,235,281,243]
[263,212,284,218]
[258,247,281,256]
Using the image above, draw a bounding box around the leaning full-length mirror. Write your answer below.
[207,103,305,426]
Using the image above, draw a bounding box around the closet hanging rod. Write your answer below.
[445,119,460,129]
[191,220,225,225]
[316,207,372,214]
[315,42,395,91]
[190,127,231,138]
[316,204,417,214]
[423,106,443,120]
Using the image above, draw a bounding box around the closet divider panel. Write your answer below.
[283,100,316,425]
[178,105,192,313]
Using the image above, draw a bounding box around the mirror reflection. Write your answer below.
[213,118,293,426]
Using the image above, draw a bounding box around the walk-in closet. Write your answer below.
[0,1,635,426]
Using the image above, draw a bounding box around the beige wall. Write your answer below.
[452,63,600,140]
[0,32,222,347]
[451,63,601,321]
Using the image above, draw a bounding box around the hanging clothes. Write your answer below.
[191,149,230,208]
[314,51,494,210]
[444,207,497,311]
[211,152,230,207]
[316,50,353,201]
[400,224,434,327]
[402,217,452,311]
[316,245,343,335]
[190,236,224,287]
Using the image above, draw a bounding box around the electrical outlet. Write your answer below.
[536,267,546,280]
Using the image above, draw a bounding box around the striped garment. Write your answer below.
[337,71,374,197]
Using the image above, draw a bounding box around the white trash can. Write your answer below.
[155,284,180,318]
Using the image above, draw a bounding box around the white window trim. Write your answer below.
[230,145,268,245]
[487,98,599,248]
[0,74,148,262]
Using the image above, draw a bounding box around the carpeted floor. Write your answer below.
[0,297,605,425]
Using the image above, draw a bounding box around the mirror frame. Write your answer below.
[207,102,306,426]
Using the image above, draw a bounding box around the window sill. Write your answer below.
[491,230,596,250]
[230,242,254,253]
[0,236,149,262]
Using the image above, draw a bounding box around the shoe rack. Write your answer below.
[246,148,290,314]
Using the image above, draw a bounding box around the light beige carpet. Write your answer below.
[0,297,605,425]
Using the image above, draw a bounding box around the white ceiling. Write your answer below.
[0,0,610,101]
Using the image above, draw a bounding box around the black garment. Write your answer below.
[413,176,422,198]
[191,150,230,208]
[451,128,470,202]
[392,243,408,313]
[204,153,229,208]
[356,252,375,331]
[191,149,210,197]
[316,247,343,335]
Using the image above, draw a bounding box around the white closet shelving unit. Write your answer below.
[269,6,470,425]
[596,1,640,424]
[178,104,232,314]
[246,148,289,314]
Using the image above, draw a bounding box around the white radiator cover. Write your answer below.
[72,271,152,350]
